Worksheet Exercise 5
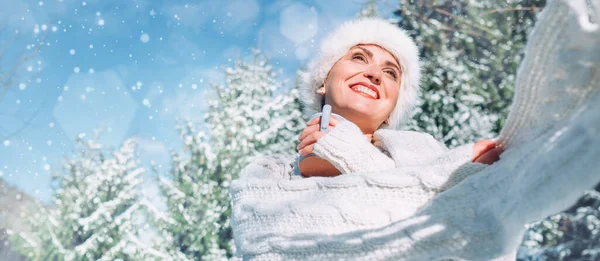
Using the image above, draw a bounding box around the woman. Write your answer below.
[233,17,508,255]
[294,18,503,177]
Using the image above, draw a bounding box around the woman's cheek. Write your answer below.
[384,84,398,101]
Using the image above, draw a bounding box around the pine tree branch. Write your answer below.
[429,7,499,36]
[397,5,488,40]
[483,6,543,15]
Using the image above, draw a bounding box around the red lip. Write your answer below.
[350,82,380,99]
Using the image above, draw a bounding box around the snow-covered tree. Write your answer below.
[158,50,305,260]
[8,136,166,261]
[394,0,546,147]
[518,185,600,261]
[357,0,380,18]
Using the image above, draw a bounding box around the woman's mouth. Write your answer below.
[350,84,379,99]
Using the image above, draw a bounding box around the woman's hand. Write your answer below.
[472,140,504,165]
[297,115,342,156]
[297,116,373,156]
[296,115,342,177]
[297,116,373,177]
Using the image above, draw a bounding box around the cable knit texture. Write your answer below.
[230,0,600,260]
[312,120,396,174]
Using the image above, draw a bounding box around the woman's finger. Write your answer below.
[472,140,497,161]
[474,147,504,165]
[298,124,320,141]
[297,132,325,152]
[298,144,315,156]
[307,116,319,126]
[300,115,340,141]
[307,115,341,127]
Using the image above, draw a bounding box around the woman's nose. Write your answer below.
[363,68,382,85]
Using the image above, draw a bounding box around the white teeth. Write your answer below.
[352,85,377,99]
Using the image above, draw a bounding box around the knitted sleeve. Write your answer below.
[373,130,488,191]
[312,120,396,174]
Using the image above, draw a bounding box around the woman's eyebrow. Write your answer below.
[385,61,401,74]
[354,46,373,58]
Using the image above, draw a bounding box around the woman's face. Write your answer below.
[323,44,402,134]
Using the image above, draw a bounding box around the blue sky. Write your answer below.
[0,0,394,202]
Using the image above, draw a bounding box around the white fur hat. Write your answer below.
[300,17,421,130]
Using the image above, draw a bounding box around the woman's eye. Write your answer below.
[385,70,397,80]
[352,54,366,62]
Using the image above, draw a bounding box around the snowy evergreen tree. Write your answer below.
[158,50,305,260]
[394,0,546,147]
[518,185,600,261]
[357,0,380,18]
[8,137,166,261]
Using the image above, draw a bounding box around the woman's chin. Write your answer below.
[331,98,386,120]
[341,108,378,121]
[349,101,379,114]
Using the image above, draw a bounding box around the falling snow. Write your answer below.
[1,1,595,261]
[140,33,150,43]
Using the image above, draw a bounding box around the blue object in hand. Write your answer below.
[320,104,332,133]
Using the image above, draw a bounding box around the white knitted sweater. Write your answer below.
[230,0,600,260]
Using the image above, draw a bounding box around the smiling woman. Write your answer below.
[294,17,502,177]
[300,18,421,131]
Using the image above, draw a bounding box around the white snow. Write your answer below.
[140,33,149,43]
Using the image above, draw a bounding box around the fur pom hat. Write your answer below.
[300,17,421,130]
